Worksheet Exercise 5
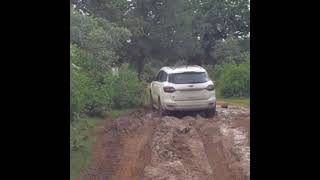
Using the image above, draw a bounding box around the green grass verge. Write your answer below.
[215,87,250,107]
[217,97,250,107]
[70,117,100,180]
[109,109,133,118]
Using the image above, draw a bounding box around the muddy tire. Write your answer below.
[150,91,156,111]
[205,105,216,118]
[158,98,166,117]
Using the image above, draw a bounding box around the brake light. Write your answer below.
[163,86,176,93]
[206,84,214,91]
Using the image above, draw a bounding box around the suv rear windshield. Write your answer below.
[168,72,209,84]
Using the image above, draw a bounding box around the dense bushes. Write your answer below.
[219,61,249,98]
[112,64,146,108]
[70,8,147,159]
[141,61,161,82]
[205,35,250,98]
[71,60,145,121]
[71,45,91,120]
[70,8,146,122]
[206,56,250,98]
[212,36,247,65]
[70,118,93,151]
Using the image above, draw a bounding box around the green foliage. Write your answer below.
[112,64,145,108]
[209,56,250,98]
[70,44,92,120]
[83,86,113,117]
[70,43,112,118]
[71,7,145,119]
[70,8,131,72]
[142,66,157,83]
[218,98,250,107]
[72,0,250,68]
[70,120,88,152]
[141,60,162,82]
[70,117,100,180]
[70,117,98,152]
[211,36,248,65]
[109,109,132,118]
[70,48,146,118]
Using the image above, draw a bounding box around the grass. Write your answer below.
[217,97,250,107]
[214,87,250,107]
[109,109,133,118]
[70,117,100,180]
[70,109,133,180]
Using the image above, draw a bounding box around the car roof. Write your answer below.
[160,65,206,74]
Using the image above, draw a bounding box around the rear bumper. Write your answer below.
[162,97,216,111]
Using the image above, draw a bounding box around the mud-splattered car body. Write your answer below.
[150,65,216,116]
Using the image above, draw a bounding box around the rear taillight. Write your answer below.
[163,86,176,93]
[206,84,214,91]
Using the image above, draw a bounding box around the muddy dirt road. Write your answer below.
[82,106,250,180]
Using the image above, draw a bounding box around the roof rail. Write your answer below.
[168,65,202,70]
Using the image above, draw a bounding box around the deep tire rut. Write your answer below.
[82,107,250,180]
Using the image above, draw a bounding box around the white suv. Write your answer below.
[150,65,216,116]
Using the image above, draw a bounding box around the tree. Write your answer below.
[70,8,131,81]
[211,35,247,65]
[70,7,134,118]
[192,0,250,64]
[71,0,250,74]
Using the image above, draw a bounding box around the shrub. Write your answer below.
[211,35,246,65]
[70,69,91,121]
[113,63,145,108]
[205,57,250,98]
[70,45,92,121]
[142,65,157,83]
[70,118,91,151]
[219,65,249,97]
[84,87,112,117]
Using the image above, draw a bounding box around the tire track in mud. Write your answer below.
[83,121,122,180]
[194,118,240,180]
[83,111,160,180]
[144,116,214,180]
[217,107,250,179]
[82,106,250,180]
[111,119,157,180]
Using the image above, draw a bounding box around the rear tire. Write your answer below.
[150,91,156,111]
[205,104,216,118]
[158,98,166,117]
